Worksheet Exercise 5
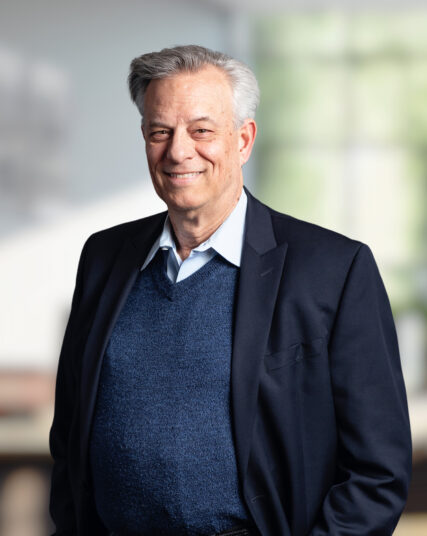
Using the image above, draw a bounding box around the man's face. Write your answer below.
[142,65,255,217]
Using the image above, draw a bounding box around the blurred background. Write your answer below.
[0,0,426,534]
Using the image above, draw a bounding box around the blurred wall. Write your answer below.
[0,0,231,207]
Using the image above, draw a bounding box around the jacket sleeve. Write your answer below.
[49,238,89,535]
[309,244,412,535]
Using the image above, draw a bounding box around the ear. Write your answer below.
[141,123,146,141]
[238,119,257,167]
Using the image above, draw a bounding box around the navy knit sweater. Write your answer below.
[90,250,248,535]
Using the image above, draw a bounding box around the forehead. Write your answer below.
[143,65,234,124]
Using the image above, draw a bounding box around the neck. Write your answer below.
[168,189,243,261]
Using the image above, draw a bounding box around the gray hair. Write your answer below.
[128,45,259,128]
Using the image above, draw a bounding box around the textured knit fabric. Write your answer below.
[89,250,249,535]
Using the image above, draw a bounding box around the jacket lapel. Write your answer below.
[232,191,288,485]
[79,214,165,475]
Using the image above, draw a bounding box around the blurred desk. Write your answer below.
[409,394,427,459]
[395,514,427,535]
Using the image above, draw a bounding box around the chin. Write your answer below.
[165,192,206,212]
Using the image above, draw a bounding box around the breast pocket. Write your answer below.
[264,337,325,372]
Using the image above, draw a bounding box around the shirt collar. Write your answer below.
[141,189,247,271]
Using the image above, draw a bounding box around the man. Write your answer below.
[49,45,411,536]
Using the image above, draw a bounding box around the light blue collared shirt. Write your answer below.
[141,190,247,283]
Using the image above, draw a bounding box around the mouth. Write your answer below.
[165,171,203,179]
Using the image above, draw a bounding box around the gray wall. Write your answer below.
[0,0,231,211]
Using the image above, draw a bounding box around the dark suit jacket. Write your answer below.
[49,189,411,536]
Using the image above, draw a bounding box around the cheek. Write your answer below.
[146,145,164,168]
[199,143,234,168]
[198,144,218,162]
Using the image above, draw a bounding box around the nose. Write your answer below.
[166,129,195,164]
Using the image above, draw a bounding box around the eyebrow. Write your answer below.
[147,116,218,128]
[147,121,170,129]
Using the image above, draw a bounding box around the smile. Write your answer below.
[166,172,203,178]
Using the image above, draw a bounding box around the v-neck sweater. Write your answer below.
[89,250,248,535]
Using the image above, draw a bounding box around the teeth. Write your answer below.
[168,172,201,178]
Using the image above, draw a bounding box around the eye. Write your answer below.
[193,128,212,138]
[150,129,170,141]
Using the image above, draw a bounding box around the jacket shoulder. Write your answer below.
[87,211,167,246]
[267,203,364,258]
[80,211,165,258]
[245,193,368,279]
[78,211,167,277]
